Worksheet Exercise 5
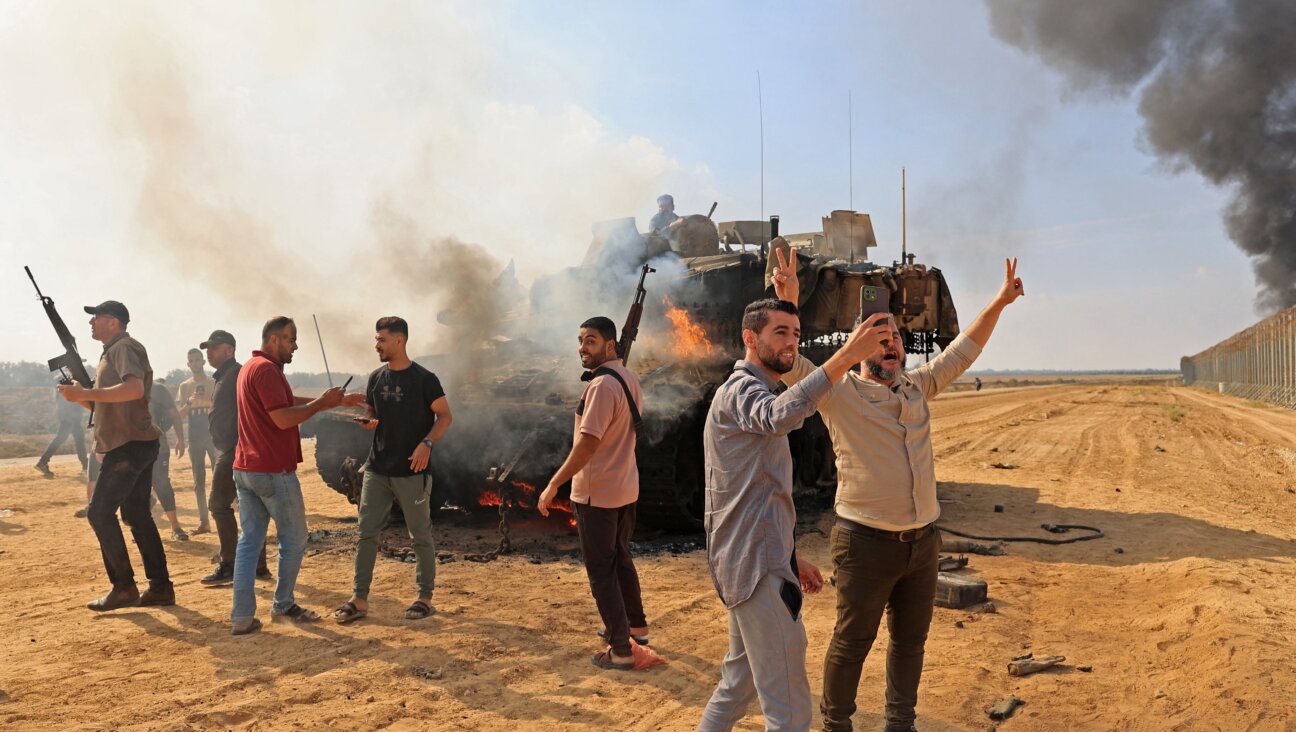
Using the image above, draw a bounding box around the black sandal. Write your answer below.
[272,604,320,623]
[334,601,366,624]
[405,600,435,620]
[591,649,634,671]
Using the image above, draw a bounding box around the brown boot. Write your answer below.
[87,584,140,611]
[139,582,175,607]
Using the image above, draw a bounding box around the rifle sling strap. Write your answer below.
[578,367,643,437]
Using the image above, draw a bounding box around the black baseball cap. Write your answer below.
[84,301,130,324]
[200,329,237,349]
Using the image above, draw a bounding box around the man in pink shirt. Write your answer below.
[539,316,647,671]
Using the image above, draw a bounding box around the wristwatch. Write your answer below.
[422,439,434,449]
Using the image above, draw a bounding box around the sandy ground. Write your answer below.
[2,383,1295,731]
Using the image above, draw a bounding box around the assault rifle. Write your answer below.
[616,264,655,367]
[25,266,95,426]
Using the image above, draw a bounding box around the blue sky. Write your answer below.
[0,1,1259,372]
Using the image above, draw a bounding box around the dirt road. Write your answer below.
[2,384,1294,730]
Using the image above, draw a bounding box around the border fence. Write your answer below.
[1181,306,1296,408]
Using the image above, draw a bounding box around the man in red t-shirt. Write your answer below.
[229,316,363,636]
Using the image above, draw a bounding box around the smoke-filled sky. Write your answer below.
[0,1,1270,373]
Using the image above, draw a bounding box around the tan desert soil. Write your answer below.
[2,383,1295,730]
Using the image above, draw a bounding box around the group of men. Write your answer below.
[54,305,457,633]
[55,248,1023,730]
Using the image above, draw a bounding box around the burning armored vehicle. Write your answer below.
[310,206,959,528]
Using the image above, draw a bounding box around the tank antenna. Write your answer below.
[848,90,854,211]
[312,313,334,388]
[758,70,765,228]
[901,166,907,264]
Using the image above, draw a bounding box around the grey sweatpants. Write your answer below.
[698,573,811,732]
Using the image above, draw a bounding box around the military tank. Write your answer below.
[310,205,959,529]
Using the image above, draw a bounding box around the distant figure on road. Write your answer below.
[975,376,983,392]
[36,368,89,479]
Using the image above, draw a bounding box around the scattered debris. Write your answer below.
[986,462,1019,470]
[1078,665,1093,673]
[938,555,970,572]
[954,621,965,628]
[980,601,998,614]
[1008,654,1066,677]
[987,696,1024,721]
[307,528,352,544]
[941,538,1006,556]
[1115,487,1122,492]
[935,573,988,609]
[1155,689,1167,699]
[1154,445,1166,453]
[1114,547,1125,554]
[413,666,443,681]
[989,447,999,453]
[0,509,12,518]
[993,504,1005,513]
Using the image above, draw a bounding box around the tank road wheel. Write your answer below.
[635,405,706,530]
[312,417,371,502]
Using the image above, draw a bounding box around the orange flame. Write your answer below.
[663,296,714,359]
[476,480,572,515]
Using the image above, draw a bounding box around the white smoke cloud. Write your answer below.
[0,1,708,372]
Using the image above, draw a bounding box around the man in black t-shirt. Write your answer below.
[335,316,453,624]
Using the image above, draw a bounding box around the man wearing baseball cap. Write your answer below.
[58,300,174,611]
[198,329,270,586]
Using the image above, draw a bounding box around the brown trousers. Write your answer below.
[821,522,940,732]
[574,501,647,657]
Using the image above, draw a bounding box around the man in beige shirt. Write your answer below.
[774,255,1025,732]
[178,348,216,534]
[539,315,647,671]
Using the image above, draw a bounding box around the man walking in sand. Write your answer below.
[58,300,175,611]
[178,348,216,535]
[773,251,1025,732]
[334,317,453,625]
[538,316,648,671]
[229,316,363,635]
[35,369,89,479]
[148,378,190,541]
[698,297,889,732]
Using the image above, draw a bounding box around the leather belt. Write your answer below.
[836,516,934,543]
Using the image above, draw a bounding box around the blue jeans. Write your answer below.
[231,470,308,623]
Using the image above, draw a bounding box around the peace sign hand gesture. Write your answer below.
[995,257,1025,307]
[772,246,799,304]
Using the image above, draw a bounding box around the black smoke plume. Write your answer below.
[987,0,1296,311]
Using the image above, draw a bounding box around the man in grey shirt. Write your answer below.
[698,297,892,732]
